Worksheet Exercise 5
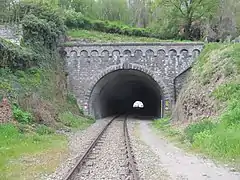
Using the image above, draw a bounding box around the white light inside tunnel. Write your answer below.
[133,101,144,108]
[89,69,162,119]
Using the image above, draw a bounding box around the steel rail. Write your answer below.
[63,115,120,180]
[124,115,139,180]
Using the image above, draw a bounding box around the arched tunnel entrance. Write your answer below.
[89,69,164,119]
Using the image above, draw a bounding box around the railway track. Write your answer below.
[63,115,139,180]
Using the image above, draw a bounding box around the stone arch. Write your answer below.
[72,47,80,56]
[101,50,109,57]
[86,64,170,115]
[58,48,67,57]
[179,49,189,62]
[68,50,78,69]
[80,50,88,57]
[192,49,200,59]
[70,50,77,57]
[157,49,166,58]
[112,50,121,64]
[123,49,131,55]
[134,49,144,64]
[123,50,132,64]
[146,49,154,57]
[169,49,178,57]
[90,50,99,57]
[180,49,189,54]
[134,49,143,57]
[123,49,132,57]
[168,49,178,64]
[112,50,120,56]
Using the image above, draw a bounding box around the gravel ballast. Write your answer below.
[44,117,113,180]
[75,118,127,180]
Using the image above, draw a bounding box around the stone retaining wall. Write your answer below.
[0,24,22,45]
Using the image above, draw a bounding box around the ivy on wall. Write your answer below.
[0,2,66,70]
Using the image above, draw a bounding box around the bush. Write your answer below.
[64,10,164,39]
[0,38,39,70]
[220,100,240,128]
[184,120,216,143]
[193,125,240,159]
[36,124,55,135]
[13,105,33,124]
[153,117,171,130]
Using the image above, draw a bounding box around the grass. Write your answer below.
[58,111,95,130]
[152,118,185,143]
[153,43,240,167]
[0,123,68,180]
[67,29,193,43]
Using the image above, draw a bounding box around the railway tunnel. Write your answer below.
[88,69,163,119]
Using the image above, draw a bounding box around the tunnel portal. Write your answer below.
[89,69,163,119]
[63,42,204,118]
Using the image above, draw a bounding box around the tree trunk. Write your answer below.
[184,17,192,40]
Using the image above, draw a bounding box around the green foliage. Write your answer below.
[0,67,47,102]
[153,117,171,130]
[36,124,55,135]
[0,38,39,70]
[184,120,216,143]
[221,44,240,71]
[153,45,240,160]
[0,123,67,179]
[193,124,240,159]
[153,118,181,137]
[66,93,78,105]
[18,2,65,50]
[181,43,240,160]
[67,93,84,115]
[213,83,240,102]
[194,43,223,73]
[58,111,95,129]
[67,29,178,42]
[0,123,20,138]
[64,11,164,39]
[193,44,239,85]
[13,105,33,124]
[157,0,219,40]
[22,14,61,50]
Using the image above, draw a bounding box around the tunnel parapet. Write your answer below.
[61,42,204,118]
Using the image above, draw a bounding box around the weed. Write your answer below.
[67,93,84,115]
[13,105,33,124]
[58,111,94,129]
[213,83,240,102]
[193,124,240,159]
[184,119,217,143]
[153,118,181,138]
[36,124,55,135]
[152,117,171,130]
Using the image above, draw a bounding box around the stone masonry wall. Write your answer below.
[62,42,204,115]
[0,24,22,45]
[174,67,192,101]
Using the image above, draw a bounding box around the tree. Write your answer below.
[96,0,130,23]
[157,0,218,39]
[128,0,153,28]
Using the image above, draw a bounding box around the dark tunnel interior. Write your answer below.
[89,70,163,119]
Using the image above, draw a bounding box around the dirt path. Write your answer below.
[137,120,240,180]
